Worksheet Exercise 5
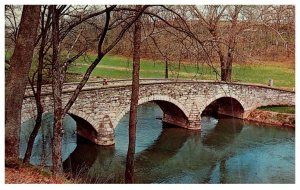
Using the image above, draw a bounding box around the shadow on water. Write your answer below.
[136,124,199,162]
[63,137,118,183]
[63,137,99,174]
[63,115,245,183]
[201,116,244,149]
[63,123,195,183]
[198,116,244,183]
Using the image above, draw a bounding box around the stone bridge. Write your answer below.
[21,79,295,146]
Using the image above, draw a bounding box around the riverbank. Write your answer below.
[5,160,70,184]
[246,109,295,128]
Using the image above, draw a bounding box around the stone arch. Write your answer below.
[113,95,190,128]
[68,109,99,144]
[200,94,246,119]
[68,109,98,132]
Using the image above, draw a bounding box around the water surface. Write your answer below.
[20,103,295,183]
[65,103,295,183]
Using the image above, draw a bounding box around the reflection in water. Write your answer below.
[200,116,244,183]
[20,103,295,183]
[19,113,76,166]
[201,116,244,149]
[136,127,199,163]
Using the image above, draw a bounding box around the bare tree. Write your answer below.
[51,4,89,175]
[50,5,64,175]
[125,5,142,183]
[5,5,22,48]
[5,5,41,160]
[23,5,52,164]
[189,5,242,81]
[48,5,148,175]
[62,5,148,114]
[118,5,221,79]
[80,5,295,82]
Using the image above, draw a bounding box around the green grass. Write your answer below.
[258,106,295,114]
[5,49,295,89]
[232,63,295,88]
[68,54,295,88]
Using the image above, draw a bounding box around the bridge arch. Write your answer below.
[68,110,99,144]
[200,95,246,119]
[68,109,97,129]
[21,109,99,144]
[113,95,190,128]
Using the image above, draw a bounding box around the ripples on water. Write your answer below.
[20,103,295,183]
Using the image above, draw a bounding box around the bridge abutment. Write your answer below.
[187,102,202,130]
[187,119,201,130]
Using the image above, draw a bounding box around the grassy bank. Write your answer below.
[68,54,295,89]
[5,50,295,88]
[258,106,295,114]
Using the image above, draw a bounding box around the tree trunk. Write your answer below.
[216,39,231,82]
[221,6,239,82]
[23,7,51,164]
[221,41,235,82]
[221,48,233,82]
[210,29,229,82]
[125,5,142,184]
[216,46,231,82]
[219,54,228,81]
[222,55,233,82]
[51,5,64,176]
[23,94,43,164]
[165,58,168,79]
[5,5,41,160]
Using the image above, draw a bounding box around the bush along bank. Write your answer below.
[246,109,295,128]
